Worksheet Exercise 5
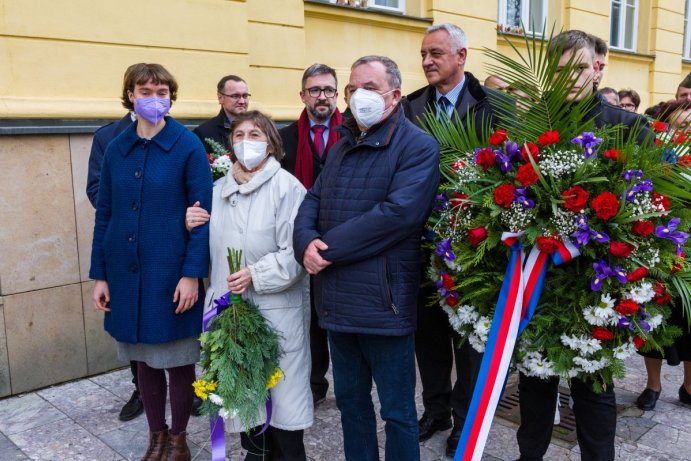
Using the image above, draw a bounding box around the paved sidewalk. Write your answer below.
[0,356,690,460]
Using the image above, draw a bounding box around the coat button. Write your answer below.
[132,201,139,210]
[128,234,136,242]
[134,168,143,179]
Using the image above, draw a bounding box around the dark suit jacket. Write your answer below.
[279,121,333,181]
[193,109,231,152]
[86,114,133,207]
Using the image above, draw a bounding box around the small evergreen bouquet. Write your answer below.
[423,32,691,389]
[205,137,232,180]
[193,249,283,429]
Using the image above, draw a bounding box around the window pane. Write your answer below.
[529,0,544,33]
[506,0,521,27]
[610,1,621,47]
[624,3,636,49]
[373,0,400,7]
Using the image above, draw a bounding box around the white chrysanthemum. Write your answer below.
[218,408,239,420]
[456,305,480,326]
[600,293,615,309]
[648,314,663,329]
[593,305,618,327]
[445,259,460,271]
[212,155,232,174]
[577,336,603,355]
[474,316,491,339]
[612,341,636,359]
[517,351,556,378]
[583,306,609,327]
[572,356,609,373]
[209,393,224,406]
[468,333,486,353]
[626,282,655,304]
[561,334,580,350]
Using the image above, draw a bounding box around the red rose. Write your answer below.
[562,186,590,212]
[651,121,668,133]
[537,130,560,146]
[654,281,666,295]
[653,192,670,211]
[441,273,455,290]
[536,236,561,254]
[450,192,471,210]
[616,299,640,316]
[494,183,516,208]
[633,336,647,348]
[604,148,622,160]
[516,163,539,186]
[521,142,540,162]
[446,295,459,308]
[591,192,619,221]
[489,129,508,145]
[475,148,496,170]
[609,241,636,258]
[592,327,614,341]
[632,220,654,237]
[626,267,649,282]
[468,227,488,248]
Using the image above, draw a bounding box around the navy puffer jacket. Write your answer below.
[293,106,440,335]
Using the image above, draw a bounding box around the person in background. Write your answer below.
[85,64,141,423]
[279,63,342,406]
[90,63,213,461]
[194,75,250,152]
[188,110,312,461]
[619,88,641,113]
[599,87,620,106]
[676,73,691,103]
[590,34,608,91]
[293,55,440,461]
[636,99,691,411]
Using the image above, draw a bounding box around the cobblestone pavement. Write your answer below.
[1,355,690,460]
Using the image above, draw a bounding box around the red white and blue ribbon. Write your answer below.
[454,233,579,461]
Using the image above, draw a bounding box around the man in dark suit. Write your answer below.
[403,22,505,457]
[279,63,342,404]
[193,75,249,152]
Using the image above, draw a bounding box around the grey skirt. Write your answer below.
[117,335,200,369]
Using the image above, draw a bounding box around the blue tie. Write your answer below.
[437,96,451,118]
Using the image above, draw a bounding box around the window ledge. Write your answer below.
[609,48,655,61]
[304,0,432,31]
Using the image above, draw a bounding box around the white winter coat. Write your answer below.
[204,157,312,431]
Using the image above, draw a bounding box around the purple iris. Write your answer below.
[617,316,635,331]
[435,272,457,299]
[514,187,535,208]
[655,217,690,255]
[434,192,449,212]
[624,179,654,202]
[571,132,602,159]
[622,169,644,182]
[571,215,610,248]
[591,260,627,291]
[496,152,513,172]
[638,311,652,333]
[436,238,456,263]
[504,141,520,159]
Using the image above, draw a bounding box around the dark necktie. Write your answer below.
[312,125,326,157]
[437,96,451,118]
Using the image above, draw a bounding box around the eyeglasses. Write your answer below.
[219,92,251,100]
[304,87,337,98]
[621,103,637,110]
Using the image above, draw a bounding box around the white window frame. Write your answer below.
[497,0,548,34]
[684,0,691,59]
[367,0,405,13]
[609,0,639,52]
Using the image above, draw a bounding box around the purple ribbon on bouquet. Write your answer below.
[203,291,274,461]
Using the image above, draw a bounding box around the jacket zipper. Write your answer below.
[383,257,399,315]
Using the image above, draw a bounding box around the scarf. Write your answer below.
[232,161,259,185]
[295,108,342,189]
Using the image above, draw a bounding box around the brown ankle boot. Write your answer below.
[141,427,169,461]
[165,431,191,461]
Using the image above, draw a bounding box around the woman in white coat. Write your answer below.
[188,111,311,460]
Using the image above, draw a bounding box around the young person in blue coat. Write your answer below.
[89,63,213,461]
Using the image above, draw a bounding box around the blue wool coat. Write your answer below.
[89,117,213,344]
[293,106,440,335]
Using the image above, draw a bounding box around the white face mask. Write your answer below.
[233,140,268,170]
[349,88,394,129]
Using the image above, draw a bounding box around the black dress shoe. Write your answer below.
[679,385,691,405]
[445,422,461,457]
[119,390,144,421]
[418,414,452,442]
[191,395,203,417]
[636,388,661,411]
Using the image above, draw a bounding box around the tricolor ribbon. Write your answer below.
[203,291,274,460]
[454,233,579,461]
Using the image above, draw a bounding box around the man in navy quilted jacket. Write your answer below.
[294,55,440,461]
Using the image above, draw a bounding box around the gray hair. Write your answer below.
[426,23,468,53]
[351,55,402,89]
[301,63,338,89]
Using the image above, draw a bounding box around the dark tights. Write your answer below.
[137,362,196,435]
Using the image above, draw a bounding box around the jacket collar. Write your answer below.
[340,103,403,149]
[115,116,186,157]
[216,108,231,129]
[220,156,282,198]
